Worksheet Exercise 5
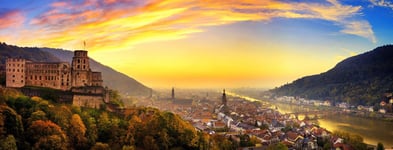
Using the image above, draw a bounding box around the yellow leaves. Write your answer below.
[70,114,87,135]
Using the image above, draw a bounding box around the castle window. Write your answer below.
[77,65,80,69]
[17,69,19,72]
[12,75,15,78]
[83,59,86,63]
[78,59,80,63]
[12,80,15,83]
[21,69,23,73]
[83,65,85,69]
[12,69,15,72]
[21,64,23,67]
[39,76,41,80]
[21,80,23,83]
[17,64,19,67]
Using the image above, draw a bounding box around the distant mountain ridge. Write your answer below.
[0,42,151,96]
[272,45,393,105]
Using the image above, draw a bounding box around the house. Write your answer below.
[380,101,387,107]
[357,105,364,110]
[323,100,332,106]
[338,102,349,109]
[379,108,386,114]
[368,106,374,112]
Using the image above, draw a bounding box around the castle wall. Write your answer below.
[5,50,108,109]
[71,86,105,94]
[73,94,103,108]
[91,72,103,86]
[6,58,26,87]
[25,62,71,91]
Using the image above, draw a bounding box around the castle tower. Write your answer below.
[71,50,91,87]
[5,58,26,88]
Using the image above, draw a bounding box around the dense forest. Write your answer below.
[0,42,151,96]
[272,45,393,106]
[0,87,260,150]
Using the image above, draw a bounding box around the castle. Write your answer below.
[5,50,109,108]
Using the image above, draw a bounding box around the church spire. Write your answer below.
[171,87,175,100]
[222,89,227,107]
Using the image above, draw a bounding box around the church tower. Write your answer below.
[71,50,91,87]
[222,89,227,107]
[171,87,175,101]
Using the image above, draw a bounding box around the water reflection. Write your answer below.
[275,102,393,148]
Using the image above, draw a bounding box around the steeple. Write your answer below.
[222,89,227,107]
[171,87,175,100]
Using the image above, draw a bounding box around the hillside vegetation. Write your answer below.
[272,45,393,105]
[0,88,203,149]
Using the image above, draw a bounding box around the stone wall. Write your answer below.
[19,87,73,103]
[91,72,103,86]
[73,94,104,108]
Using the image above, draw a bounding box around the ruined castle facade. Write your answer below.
[5,50,108,108]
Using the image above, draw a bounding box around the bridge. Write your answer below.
[284,110,338,120]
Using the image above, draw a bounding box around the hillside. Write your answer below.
[0,88,203,149]
[0,42,60,64]
[272,45,393,105]
[0,42,151,96]
[40,48,152,96]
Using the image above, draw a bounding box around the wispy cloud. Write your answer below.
[0,0,377,50]
[369,0,393,9]
[0,10,24,29]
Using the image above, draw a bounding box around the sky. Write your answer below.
[0,0,392,89]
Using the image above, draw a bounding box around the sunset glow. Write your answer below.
[1,0,392,88]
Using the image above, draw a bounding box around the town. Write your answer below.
[133,88,389,150]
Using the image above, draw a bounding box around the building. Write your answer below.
[5,50,108,108]
[222,89,227,107]
[171,87,175,100]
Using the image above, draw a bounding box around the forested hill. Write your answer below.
[0,42,60,64]
[0,42,151,96]
[272,45,393,105]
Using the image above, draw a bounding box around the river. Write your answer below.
[227,92,393,148]
[274,102,393,148]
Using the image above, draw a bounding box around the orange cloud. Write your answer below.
[0,0,376,50]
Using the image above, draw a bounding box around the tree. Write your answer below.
[143,136,159,150]
[91,142,110,150]
[27,110,47,125]
[0,135,17,150]
[377,142,384,150]
[27,120,68,150]
[69,114,88,149]
[0,105,24,141]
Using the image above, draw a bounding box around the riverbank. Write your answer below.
[226,92,393,148]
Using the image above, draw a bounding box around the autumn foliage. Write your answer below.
[0,89,206,149]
